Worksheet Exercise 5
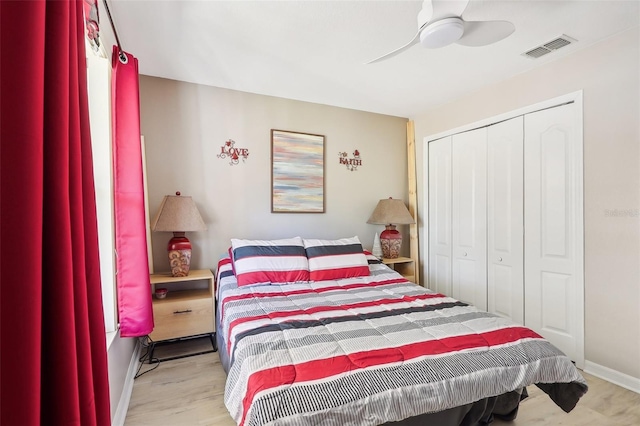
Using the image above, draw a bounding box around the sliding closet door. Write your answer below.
[524,102,584,366]
[428,137,452,296]
[452,129,487,310]
[487,117,524,324]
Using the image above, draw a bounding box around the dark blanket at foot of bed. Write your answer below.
[383,388,527,426]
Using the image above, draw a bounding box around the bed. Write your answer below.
[215,237,587,426]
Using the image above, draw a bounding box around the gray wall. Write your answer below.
[138,77,409,273]
[412,27,639,380]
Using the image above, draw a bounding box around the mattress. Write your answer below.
[215,255,587,426]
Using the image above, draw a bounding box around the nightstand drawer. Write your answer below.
[150,291,214,341]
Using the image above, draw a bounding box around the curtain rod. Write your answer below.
[102,0,128,63]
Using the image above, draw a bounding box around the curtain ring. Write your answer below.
[119,51,128,64]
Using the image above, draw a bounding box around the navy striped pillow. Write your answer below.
[231,237,309,286]
[304,237,370,281]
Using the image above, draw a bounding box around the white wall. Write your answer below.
[92,23,141,423]
[108,333,138,423]
[138,77,409,272]
[413,27,640,380]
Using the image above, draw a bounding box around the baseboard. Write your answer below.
[584,360,640,394]
[112,340,142,426]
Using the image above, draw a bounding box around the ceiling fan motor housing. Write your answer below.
[420,17,465,49]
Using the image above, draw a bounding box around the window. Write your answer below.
[86,39,118,335]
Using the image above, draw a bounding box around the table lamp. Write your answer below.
[367,197,415,259]
[151,192,207,277]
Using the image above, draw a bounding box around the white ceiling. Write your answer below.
[106,0,639,118]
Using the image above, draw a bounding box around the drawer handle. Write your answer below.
[173,309,192,315]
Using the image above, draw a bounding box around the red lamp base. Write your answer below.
[380,225,402,259]
[168,232,192,277]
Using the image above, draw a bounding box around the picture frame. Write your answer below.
[271,129,325,213]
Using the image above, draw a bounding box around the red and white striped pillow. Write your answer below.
[304,236,370,281]
[231,237,309,287]
[363,250,382,264]
[227,247,236,276]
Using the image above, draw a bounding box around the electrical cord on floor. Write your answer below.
[134,335,160,379]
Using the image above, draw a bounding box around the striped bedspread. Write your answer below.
[217,258,587,426]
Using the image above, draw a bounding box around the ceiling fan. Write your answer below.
[367,0,515,64]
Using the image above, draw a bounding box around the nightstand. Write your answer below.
[148,269,216,362]
[382,257,417,283]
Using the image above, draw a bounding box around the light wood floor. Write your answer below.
[125,338,640,426]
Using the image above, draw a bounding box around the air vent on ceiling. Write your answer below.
[523,35,577,59]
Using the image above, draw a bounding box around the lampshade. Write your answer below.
[151,192,207,232]
[367,197,415,260]
[151,192,207,277]
[367,198,415,226]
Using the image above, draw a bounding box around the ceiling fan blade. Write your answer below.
[365,29,421,64]
[430,0,469,21]
[456,20,515,47]
[418,0,469,27]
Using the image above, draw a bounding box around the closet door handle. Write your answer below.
[498,257,503,262]
[463,252,467,257]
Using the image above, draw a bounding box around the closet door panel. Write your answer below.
[452,129,487,310]
[428,137,452,296]
[487,116,524,324]
[524,102,583,366]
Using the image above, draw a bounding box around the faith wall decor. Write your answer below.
[339,149,362,171]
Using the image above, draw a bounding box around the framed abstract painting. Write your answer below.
[271,129,325,213]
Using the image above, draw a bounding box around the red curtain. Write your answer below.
[111,47,154,337]
[1,1,111,424]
